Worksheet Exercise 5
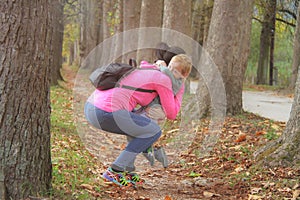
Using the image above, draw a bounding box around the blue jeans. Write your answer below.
[84,102,161,153]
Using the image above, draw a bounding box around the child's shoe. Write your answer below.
[142,148,155,166]
[143,147,168,168]
[102,167,131,187]
[154,147,168,168]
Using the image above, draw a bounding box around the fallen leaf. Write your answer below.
[165,195,172,200]
[80,183,94,190]
[235,134,247,143]
[292,190,300,200]
[203,191,221,198]
[255,131,266,136]
[248,194,265,200]
[234,166,244,172]
[203,191,214,198]
[293,183,300,189]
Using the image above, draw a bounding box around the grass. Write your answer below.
[50,86,104,199]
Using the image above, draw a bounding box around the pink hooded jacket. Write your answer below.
[87,65,184,120]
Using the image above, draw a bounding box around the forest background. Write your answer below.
[0,0,300,199]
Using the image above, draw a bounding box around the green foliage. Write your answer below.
[246,19,294,86]
[62,1,80,62]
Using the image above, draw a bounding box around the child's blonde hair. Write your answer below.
[170,54,192,77]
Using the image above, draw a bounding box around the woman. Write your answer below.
[84,54,192,187]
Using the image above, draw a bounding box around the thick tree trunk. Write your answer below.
[103,0,111,40]
[290,3,300,89]
[137,0,164,63]
[203,0,254,115]
[79,0,103,66]
[254,67,300,167]
[162,0,192,40]
[51,0,64,86]
[0,1,52,199]
[256,1,275,85]
[256,20,270,85]
[191,0,213,45]
[122,0,141,63]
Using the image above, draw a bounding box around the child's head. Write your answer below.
[168,54,192,79]
[163,46,186,66]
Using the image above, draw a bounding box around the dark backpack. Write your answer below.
[89,62,155,93]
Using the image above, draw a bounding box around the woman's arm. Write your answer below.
[156,82,184,120]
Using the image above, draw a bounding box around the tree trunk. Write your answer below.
[79,0,103,66]
[110,0,123,63]
[269,0,276,86]
[103,0,111,40]
[256,1,275,85]
[191,0,214,45]
[122,0,141,63]
[162,0,192,41]
[204,0,254,115]
[254,66,300,167]
[290,2,300,89]
[51,0,64,86]
[202,0,214,44]
[137,0,164,63]
[0,1,52,199]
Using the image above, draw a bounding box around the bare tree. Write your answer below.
[0,0,53,199]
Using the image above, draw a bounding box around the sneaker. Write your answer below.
[154,147,168,168]
[102,168,131,187]
[126,172,144,185]
[143,147,168,168]
[143,148,155,166]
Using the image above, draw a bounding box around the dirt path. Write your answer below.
[65,66,299,200]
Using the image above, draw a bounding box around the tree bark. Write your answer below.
[254,66,300,167]
[203,0,254,115]
[0,1,52,199]
[51,0,64,86]
[290,2,300,89]
[122,0,141,63]
[191,0,214,45]
[137,0,164,63]
[256,1,275,85]
[79,0,103,66]
[162,0,192,41]
[269,1,276,85]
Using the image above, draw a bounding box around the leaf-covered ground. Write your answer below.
[49,65,300,200]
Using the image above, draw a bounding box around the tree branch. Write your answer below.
[276,17,296,27]
[278,9,297,20]
[252,16,263,24]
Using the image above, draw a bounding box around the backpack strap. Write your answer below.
[120,85,155,93]
[116,67,158,93]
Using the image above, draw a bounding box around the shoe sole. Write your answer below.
[102,173,131,187]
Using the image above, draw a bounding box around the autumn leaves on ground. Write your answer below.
[49,66,300,200]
